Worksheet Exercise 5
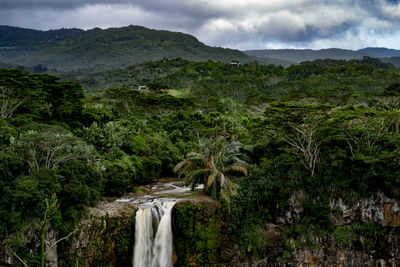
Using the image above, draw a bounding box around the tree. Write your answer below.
[281,115,323,177]
[0,69,41,119]
[41,78,84,123]
[147,81,169,94]
[106,87,138,114]
[174,136,247,202]
[15,124,97,172]
[102,121,129,151]
[83,121,129,152]
[264,103,330,177]
[339,113,391,159]
[0,118,16,150]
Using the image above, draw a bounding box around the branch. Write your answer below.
[45,230,75,256]
[5,96,29,118]
[6,245,29,267]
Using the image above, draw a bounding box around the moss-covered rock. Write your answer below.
[62,200,137,267]
[171,199,224,266]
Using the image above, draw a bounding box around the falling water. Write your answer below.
[133,207,153,267]
[133,200,177,267]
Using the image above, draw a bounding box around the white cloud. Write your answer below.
[380,0,400,19]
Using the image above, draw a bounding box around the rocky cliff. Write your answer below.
[0,221,58,267]
[63,200,137,266]
[261,191,400,267]
[2,191,400,267]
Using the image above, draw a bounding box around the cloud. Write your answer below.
[1,0,400,49]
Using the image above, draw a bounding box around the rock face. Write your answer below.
[330,192,400,227]
[0,222,58,267]
[276,190,306,224]
[3,189,400,267]
[268,191,400,267]
[0,247,14,266]
[276,190,400,228]
[60,191,400,267]
[63,200,137,266]
[45,227,58,267]
[270,227,400,267]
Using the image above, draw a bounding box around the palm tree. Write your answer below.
[174,136,248,202]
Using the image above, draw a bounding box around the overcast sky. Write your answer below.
[1,0,400,50]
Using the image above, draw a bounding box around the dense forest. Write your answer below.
[1,56,400,265]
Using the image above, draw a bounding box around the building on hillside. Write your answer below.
[229,60,240,67]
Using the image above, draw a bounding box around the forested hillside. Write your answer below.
[245,48,368,62]
[71,56,399,104]
[0,25,287,72]
[1,56,400,265]
[245,47,400,67]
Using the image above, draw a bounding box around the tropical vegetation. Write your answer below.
[1,55,400,265]
[174,136,248,202]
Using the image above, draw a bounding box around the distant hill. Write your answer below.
[244,47,400,67]
[357,47,400,58]
[245,48,369,62]
[0,25,286,72]
[381,57,400,68]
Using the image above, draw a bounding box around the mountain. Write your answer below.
[0,25,286,72]
[357,47,400,58]
[244,47,400,68]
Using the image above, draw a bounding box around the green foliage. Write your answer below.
[0,118,16,149]
[301,201,332,230]
[74,57,399,111]
[80,104,113,126]
[333,225,358,246]
[14,169,61,221]
[0,25,255,72]
[103,154,141,196]
[229,98,400,261]
[237,225,269,260]
[333,222,385,251]
[14,123,97,172]
[106,87,194,115]
[0,68,42,119]
[175,136,248,202]
[57,160,104,226]
[172,202,222,266]
[2,56,400,266]
[383,83,400,96]
[80,213,136,266]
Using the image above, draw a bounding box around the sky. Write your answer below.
[1,0,400,50]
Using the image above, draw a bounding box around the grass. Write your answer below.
[168,88,191,97]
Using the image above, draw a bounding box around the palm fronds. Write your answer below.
[223,165,248,176]
[174,136,248,204]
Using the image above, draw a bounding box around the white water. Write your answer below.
[133,200,177,267]
[133,207,153,267]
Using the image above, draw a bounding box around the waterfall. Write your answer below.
[133,207,153,267]
[133,200,177,267]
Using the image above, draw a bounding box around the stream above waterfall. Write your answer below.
[116,178,204,205]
